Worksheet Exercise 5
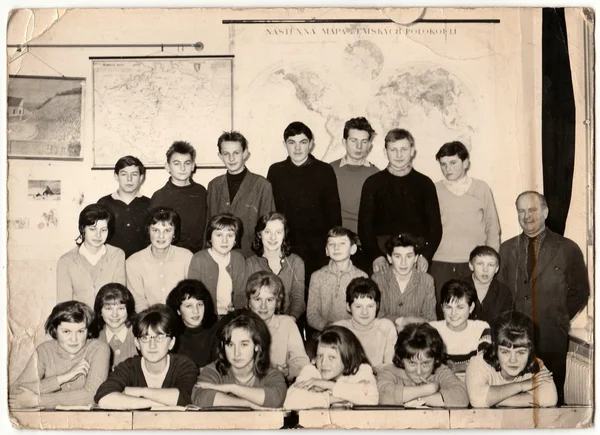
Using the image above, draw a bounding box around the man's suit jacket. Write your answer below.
[498,229,589,352]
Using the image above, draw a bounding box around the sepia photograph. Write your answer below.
[4,5,594,431]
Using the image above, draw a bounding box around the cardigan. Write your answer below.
[187,249,247,311]
[150,178,207,254]
[469,276,514,325]
[98,327,138,370]
[433,179,501,263]
[94,354,198,406]
[306,261,368,331]
[11,339,110,409]
[465,353,557,408]
[97,193,151,258]
[283,363,378,410]
[333,318,397,368]
[206,170,275,258]
[126,245,193,312]
[56,244,126,308]
[267,315,310,381]
[377,363,469,407]
[191,362,287,408]
[245,254,306,320]
[373,268,436,322]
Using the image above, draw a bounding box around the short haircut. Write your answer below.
[146,207,181,245]
[133,304,177,338]
[346,277,381,314]
[245,271,285,314]
[343,117,375,141]
[217,131,248,152]
[283,121,313,142]
[469,245,501,266]
[45,301,95,339]
[515,191,548,210]
[216,310,271,379]
[205,213,243,249]
[326,226,358,245]
[166,140,196,163]
[435,141,470,161]
[93,283,136,333]
[114,155,146,177]
[384,233,422,256]
[483,311,540,375]
[78,204,114,246]
[440,279,481,319]
[166,279,218,332]
[392,323,445,372]
[315,325,369,377]
[251,212,291,257]
[384,128,415,149]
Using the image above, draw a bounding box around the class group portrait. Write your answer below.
[5,6,593,431]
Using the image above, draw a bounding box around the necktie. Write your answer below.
[527,236,537,280]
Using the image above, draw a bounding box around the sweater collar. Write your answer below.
[285,154,316,168]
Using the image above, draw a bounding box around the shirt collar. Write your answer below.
[339,155,372,168]
[106,326,129,344]
[79,243,107,265]
[111,190,143,201]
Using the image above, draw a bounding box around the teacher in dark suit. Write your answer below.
[498,191,589,405]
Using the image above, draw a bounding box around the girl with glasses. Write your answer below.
[94,304,198,409]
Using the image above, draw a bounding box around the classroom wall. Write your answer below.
[6,8,591,380]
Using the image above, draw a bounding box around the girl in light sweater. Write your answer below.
[466,311,557,408]
[9,301,110,410]
[246,270,310,381]
[284,325,379,409]
[93,283,138,371]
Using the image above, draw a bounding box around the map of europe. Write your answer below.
[93,59,232,167]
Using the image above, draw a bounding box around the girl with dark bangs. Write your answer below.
[284,325,378,409]
[466,311,557,408]
[93,283,138,370]
[377,323,468,407]
[166,279,219,369]
[191,310,287,409]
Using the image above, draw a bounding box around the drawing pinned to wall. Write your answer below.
[7,75,84,161]
[38,209,58,229]
[7,218,30,230]
[28,179,61,201]
[73,192,84,205]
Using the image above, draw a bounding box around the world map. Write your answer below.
[239,40,479,168]
[93,58,232,167]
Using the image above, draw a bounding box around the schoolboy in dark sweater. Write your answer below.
[358,129,442,273]
[150,141,207,254]
[267,121,342,283]
[97,156,150,258]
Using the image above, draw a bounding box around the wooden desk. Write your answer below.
[450,407,593,429]
[132,410,286,430]
[297,408,451,429]
[10,411,133,430]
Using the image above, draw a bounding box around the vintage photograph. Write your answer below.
[5,6,594,430]
[27,180,61,201]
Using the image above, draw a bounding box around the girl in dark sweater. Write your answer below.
[166,279,219,369]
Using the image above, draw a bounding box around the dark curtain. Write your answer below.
[541,8,576,235]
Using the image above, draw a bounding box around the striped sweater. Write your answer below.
[374,269,436,322]
[429,319,491,372]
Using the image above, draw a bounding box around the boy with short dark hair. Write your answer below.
[267,122,342,283]
[334,277,397,368]
[150,141,207,253]
[94,304,198,409]
[467,246,513,324]
[207,131,275,257]
[306,227,367,331]
[97,155,150,258]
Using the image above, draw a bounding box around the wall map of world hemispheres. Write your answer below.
[237,36,483,171]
